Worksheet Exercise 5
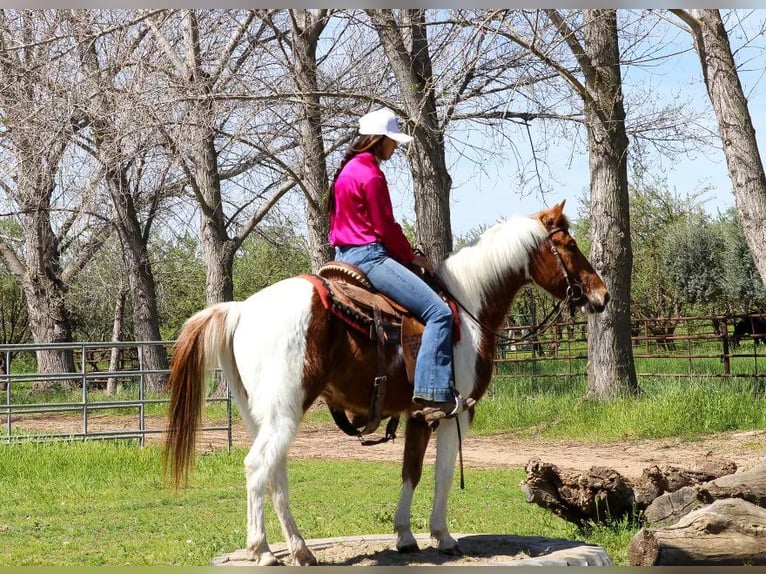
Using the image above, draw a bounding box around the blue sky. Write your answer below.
[385,10,766,237]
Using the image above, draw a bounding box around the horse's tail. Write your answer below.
[163,302,241,489]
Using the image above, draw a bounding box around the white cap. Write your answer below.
[358,108,413,143]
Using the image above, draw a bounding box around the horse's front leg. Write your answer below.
[430,411,469,555]
[394,416,432,553]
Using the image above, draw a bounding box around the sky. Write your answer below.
[384,9,766,238]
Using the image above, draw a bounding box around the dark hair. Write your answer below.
[324,135,384,217]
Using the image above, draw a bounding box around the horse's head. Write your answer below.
[528,201,609,314]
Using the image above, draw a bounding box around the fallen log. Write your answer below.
[633,459,737,508]
[521,457,737,526]
[520,459,634,526]
[644,458,766,527]
[628,498,766,565]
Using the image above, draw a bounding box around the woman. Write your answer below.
[325,107,473,422]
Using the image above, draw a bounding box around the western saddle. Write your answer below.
[301,261,459,445]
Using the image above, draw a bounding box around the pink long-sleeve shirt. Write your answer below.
[328,152,415,265]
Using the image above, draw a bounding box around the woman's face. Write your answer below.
[377,136,399,161]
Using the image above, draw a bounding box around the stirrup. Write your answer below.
[411,392,475,423]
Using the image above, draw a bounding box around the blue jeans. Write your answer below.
[335,243,454,402]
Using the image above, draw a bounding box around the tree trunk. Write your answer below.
[106,284,127,396]
[368,9,453,263]
[109,171,169,393]
[290,10,333,272]
[681,9,766,287]
[629,498,766,565]
[521,458,636,527]
[197,172,235,399]
[18,170,76,390]
[520,457,734,527]
[581,10,638,398]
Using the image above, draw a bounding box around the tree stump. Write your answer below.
[644,459,766,527]
[628,498,766,565]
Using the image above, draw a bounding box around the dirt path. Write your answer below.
[284,423,766,479]
[11,410,765,479]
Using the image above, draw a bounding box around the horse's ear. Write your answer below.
[539,200,566,229]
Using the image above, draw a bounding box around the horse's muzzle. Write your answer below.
[582,290,610,314]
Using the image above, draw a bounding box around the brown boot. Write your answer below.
[411,393,475,423]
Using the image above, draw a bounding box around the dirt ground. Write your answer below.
[285,423,766,479]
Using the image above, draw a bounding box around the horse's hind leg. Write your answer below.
[244,419,313,566]
[270,452,317,565]
[395,416,432,553]
[244,440,281,566]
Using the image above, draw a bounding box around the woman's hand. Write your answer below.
[411,253,434,275]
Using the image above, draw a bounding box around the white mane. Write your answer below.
[437,214,547,314]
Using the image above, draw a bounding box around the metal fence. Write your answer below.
[3,312,765,446]
[1,340,232,447]
[495,312,766,381]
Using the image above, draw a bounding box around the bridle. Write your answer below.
[546,227,585,306]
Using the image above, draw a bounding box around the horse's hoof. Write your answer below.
[397,543,420,554]
[255,554,282,566]
[440,544,463,556]
[292,550,318,566]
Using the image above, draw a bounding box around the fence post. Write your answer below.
[81,343,89,437]
[721,318,731,377]
[4,349,10,441]
[227,383,233,452]
[138,344,145,447]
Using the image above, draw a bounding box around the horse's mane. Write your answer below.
[438,214,549,313]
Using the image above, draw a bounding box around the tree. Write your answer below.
[144,9,296,305]
[670,9,766,287]
[152,236,206,339]
[718,208,766,312]
[233,223,311,299]
[663,214,725,306]
[0,260,29,346]
[0,10,110,386]
[578,10,638,397]
[628,182,706,319]
[70,10,169,390]
[283,9,334,271]
[366,10,455,262]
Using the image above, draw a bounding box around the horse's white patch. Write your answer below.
[232,278,315,428]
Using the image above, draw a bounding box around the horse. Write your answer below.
[731,316,766,348]
[163,200,610,566]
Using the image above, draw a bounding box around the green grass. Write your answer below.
[0,441,633,566]
[4,371,765,566]
[472,374,766,439]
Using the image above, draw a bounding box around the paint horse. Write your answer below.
[164,201,609,565]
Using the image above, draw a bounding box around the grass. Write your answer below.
[0,441,635,566]
[4,353,766,566]
[471,372,766,439]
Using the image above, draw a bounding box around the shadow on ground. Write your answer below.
[211,532,611,566]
